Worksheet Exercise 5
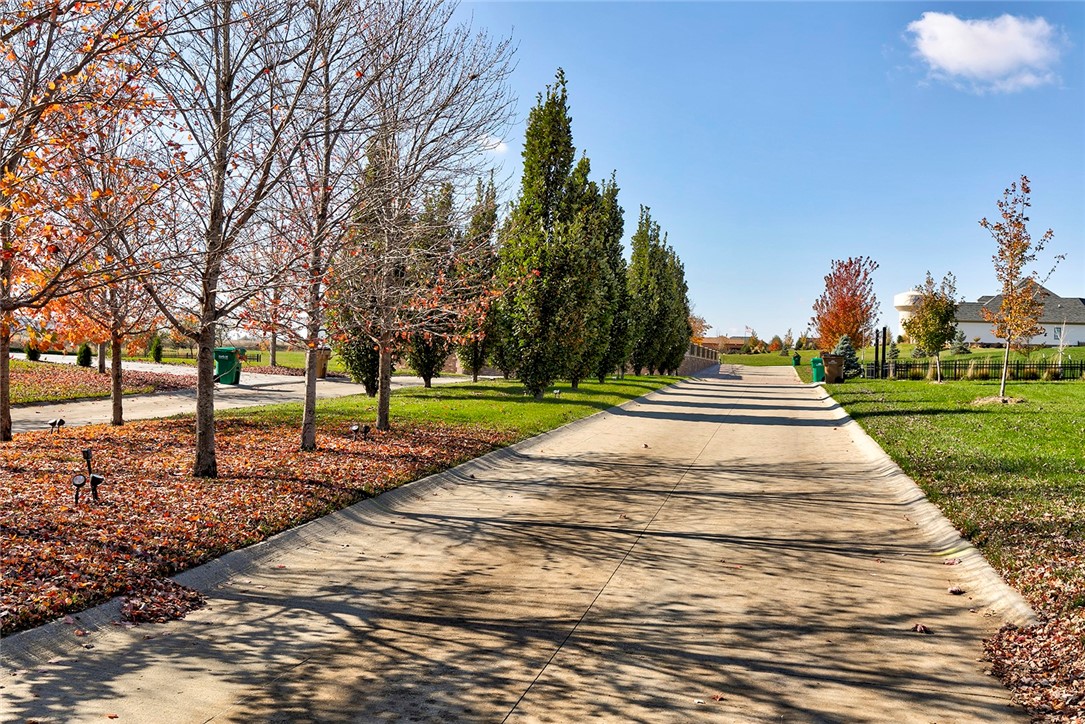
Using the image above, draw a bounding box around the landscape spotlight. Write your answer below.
[47,418,65,433]
[72,474,86,505]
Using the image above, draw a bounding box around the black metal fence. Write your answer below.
[862,359,1085,381]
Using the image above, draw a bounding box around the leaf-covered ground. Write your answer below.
[830,379,1085,722]
[10,360,196,405]
[243,364,348,379]
[0,418,511,636]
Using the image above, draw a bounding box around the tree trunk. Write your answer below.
[999,340,1010,398]
[934,352,941,383]
[193,322,218,478]
[472,368,478,383]
[300,346,319,450]
[377,334,393,431]
[270,330,278,367]
[570,377,579,390]
[0,319,10,442]
[97,342,107,374]
[111,335,124,425]
[423,375,432,388]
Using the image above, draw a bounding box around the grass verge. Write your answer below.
[1,375,679,636]
[828,378,1085,721]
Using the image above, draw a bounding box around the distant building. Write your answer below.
[706,336,749,353]
[895,286,1085,346]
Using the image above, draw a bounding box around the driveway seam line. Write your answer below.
[501,406,727,722]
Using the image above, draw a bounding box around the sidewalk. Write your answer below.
[9,353,467,434]
[1,365,1032,722]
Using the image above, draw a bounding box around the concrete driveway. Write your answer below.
[1,365,1032,722]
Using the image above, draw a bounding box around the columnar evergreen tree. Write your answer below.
[406,332,451,388]
[334,335,380,396]
[594,175,629,382]
[495,69,575,398]
[555,155,609,389]
[627,207,691,374]
[657,245,692,373]
[456,176,499,382]
[627,207,662,374]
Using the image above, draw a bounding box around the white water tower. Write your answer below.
[893,290,922,334]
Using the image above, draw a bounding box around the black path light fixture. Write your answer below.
[47,418,65,433]
[72,448,106,504]
[350,423,371,442]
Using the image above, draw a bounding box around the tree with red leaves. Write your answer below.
[811,256,880,350]
[0,0,163,441]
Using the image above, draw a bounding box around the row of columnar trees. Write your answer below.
[489,70,692,399]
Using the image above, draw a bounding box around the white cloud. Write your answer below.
[479,134,508,154]
[906,12,1065,93]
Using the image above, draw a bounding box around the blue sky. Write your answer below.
[462,1,1084,339]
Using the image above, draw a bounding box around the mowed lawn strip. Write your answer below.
[10,359,197,405]
[1,375,679,637]
[829,379,1085,722]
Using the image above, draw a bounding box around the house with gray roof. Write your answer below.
[896,286,1085,347]
[955,286,1084,346]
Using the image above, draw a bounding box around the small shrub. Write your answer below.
[950,330,970,355]
[831,335,862,379]
[908,366,926,381]
[26,345,41,362]
[77,342,92,367]
[1041,368,1061,382]
[149,335,163,363]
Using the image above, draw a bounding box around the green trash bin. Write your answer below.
[811,357,825,383]
[214,347,242,385]
[792,352,801,366]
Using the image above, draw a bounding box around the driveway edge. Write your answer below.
[814,384,1039,628]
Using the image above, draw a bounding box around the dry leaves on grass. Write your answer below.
[10,361,195,405]
[0,419,511,635]
[981,516,1085,722]
[243,365,348,379]
[985,616,1085,720]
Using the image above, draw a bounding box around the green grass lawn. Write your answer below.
[227,375,681,438]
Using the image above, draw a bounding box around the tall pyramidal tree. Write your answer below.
[496,69,575,398]
[595,174,629,382]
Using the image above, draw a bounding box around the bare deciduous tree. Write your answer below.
[143,0,326,476]
[330,0,513,431]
